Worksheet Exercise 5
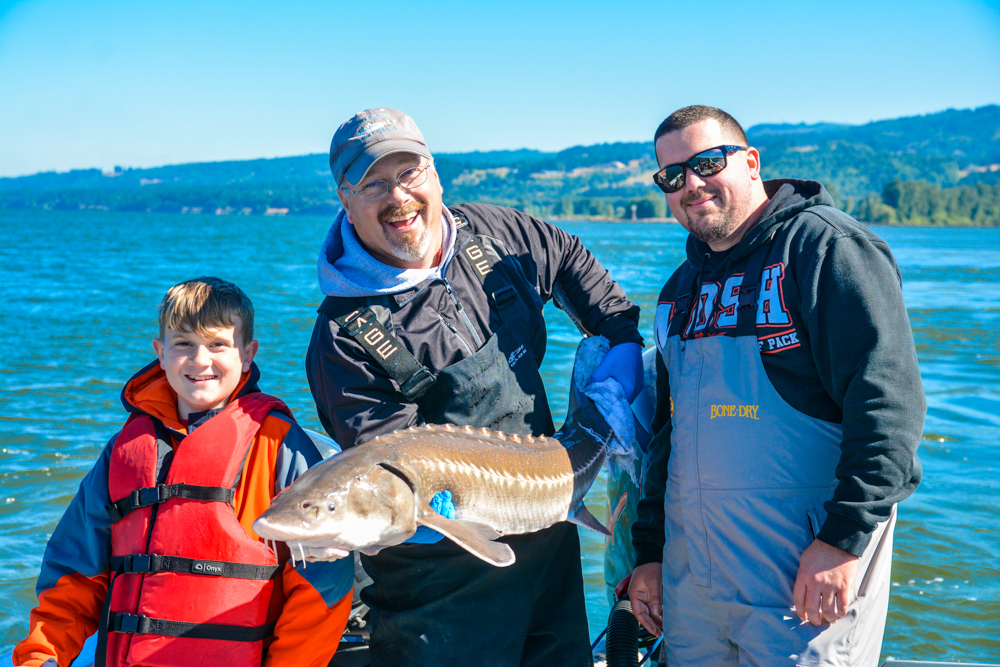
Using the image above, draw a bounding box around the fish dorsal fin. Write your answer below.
[415,503,515,567]
[568,502,611,536]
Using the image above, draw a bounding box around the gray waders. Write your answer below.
[655,246,896,666]
[324,225,591,666]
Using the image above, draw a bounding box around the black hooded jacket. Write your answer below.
[632,180,925,563]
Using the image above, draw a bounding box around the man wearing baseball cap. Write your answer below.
[305,108,644,666]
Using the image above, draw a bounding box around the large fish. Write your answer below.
[254,338,621,567]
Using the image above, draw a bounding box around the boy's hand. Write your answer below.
[301,545,350,562]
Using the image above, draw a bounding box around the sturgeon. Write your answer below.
[253,341,618,567]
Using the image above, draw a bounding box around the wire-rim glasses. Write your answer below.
[341,162,434,202]
[653,145,747,194]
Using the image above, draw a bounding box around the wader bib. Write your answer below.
[325,226,591,666]
[656,246,896,666]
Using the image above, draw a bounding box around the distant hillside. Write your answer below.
[1,105,997,224]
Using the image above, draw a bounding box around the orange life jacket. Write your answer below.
[98,392,290,667]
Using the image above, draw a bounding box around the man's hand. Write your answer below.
[627,562,663,637]
[793,538,860,626]
[590,342,644,403]
[405,490,455,544]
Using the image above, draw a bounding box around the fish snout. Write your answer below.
[299,499,337,521]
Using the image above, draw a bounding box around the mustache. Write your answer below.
[681,187,720,207]
[379,201,425,224]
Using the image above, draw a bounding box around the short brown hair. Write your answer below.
[654,105,749,146]
[158,277,254,344]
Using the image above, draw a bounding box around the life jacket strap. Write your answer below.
[105,483,234,523]
[110,553,281,580]
[108,612,276,642]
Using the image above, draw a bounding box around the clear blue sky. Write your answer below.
[1,0,998,178]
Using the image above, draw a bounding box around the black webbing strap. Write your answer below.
[735,245,772,338]
[334,307,437,401]
[450,207,470,229]
[108,612,275,642]
[106,483,234,523]
[672,279,698,338]
[110,553,280,580]
[458,235,517,315]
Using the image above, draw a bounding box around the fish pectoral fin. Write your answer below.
[568,502,611,536]
[416,509,515,568]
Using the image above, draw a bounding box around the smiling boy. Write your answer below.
[14,277,353,667]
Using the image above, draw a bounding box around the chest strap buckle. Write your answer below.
[134,485,164,508]
[491,285,517,312]
[399,366,437,401]
[113,613,149,635]
[126,554,151,573]
[737,285,759,309]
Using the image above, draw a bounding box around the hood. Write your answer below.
[685,179,833,270]
[317,207,458,298]
[120,360,261,432]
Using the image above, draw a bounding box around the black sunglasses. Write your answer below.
[653,145,747,194]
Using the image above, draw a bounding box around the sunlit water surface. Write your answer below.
[1,211,997,661]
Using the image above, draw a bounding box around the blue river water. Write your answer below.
[0,210,997,661]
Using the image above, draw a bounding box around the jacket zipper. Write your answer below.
[443,278,484,349]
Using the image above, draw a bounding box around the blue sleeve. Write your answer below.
[37,434,117,593]
[274,418,354,606]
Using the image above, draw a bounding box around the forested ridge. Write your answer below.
[2,105,998,225]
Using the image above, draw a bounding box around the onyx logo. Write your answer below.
[193,561,223,574]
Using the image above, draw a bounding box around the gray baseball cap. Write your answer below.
[329,108,432,187]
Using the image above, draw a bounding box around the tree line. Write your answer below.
[1,177,997,225]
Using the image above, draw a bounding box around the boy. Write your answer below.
[14,277,353,667]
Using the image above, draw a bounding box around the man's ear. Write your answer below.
[242,339,259,372]
[337,190,354,224]
[746,147,762,181]
[152,338,165,369]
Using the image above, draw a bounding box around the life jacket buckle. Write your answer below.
[114,613,147,635]
[132,485,162,508]
[126,554,152,573]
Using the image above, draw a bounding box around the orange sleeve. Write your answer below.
[263,565,351,667]
[235,413,351,666]
[13,571,108,667]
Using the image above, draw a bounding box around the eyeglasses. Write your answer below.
[652,145,747,194]
[341,162,434,202]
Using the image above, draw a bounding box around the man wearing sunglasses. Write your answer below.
[628,105,924,665]
[304,108,644,666]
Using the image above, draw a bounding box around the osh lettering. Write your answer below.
[710,404,760,420]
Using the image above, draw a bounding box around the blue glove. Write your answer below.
[405,490,455,544]
[589,342,644,403]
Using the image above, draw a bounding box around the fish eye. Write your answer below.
[327,503,336,513]
[301,502,311,509]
